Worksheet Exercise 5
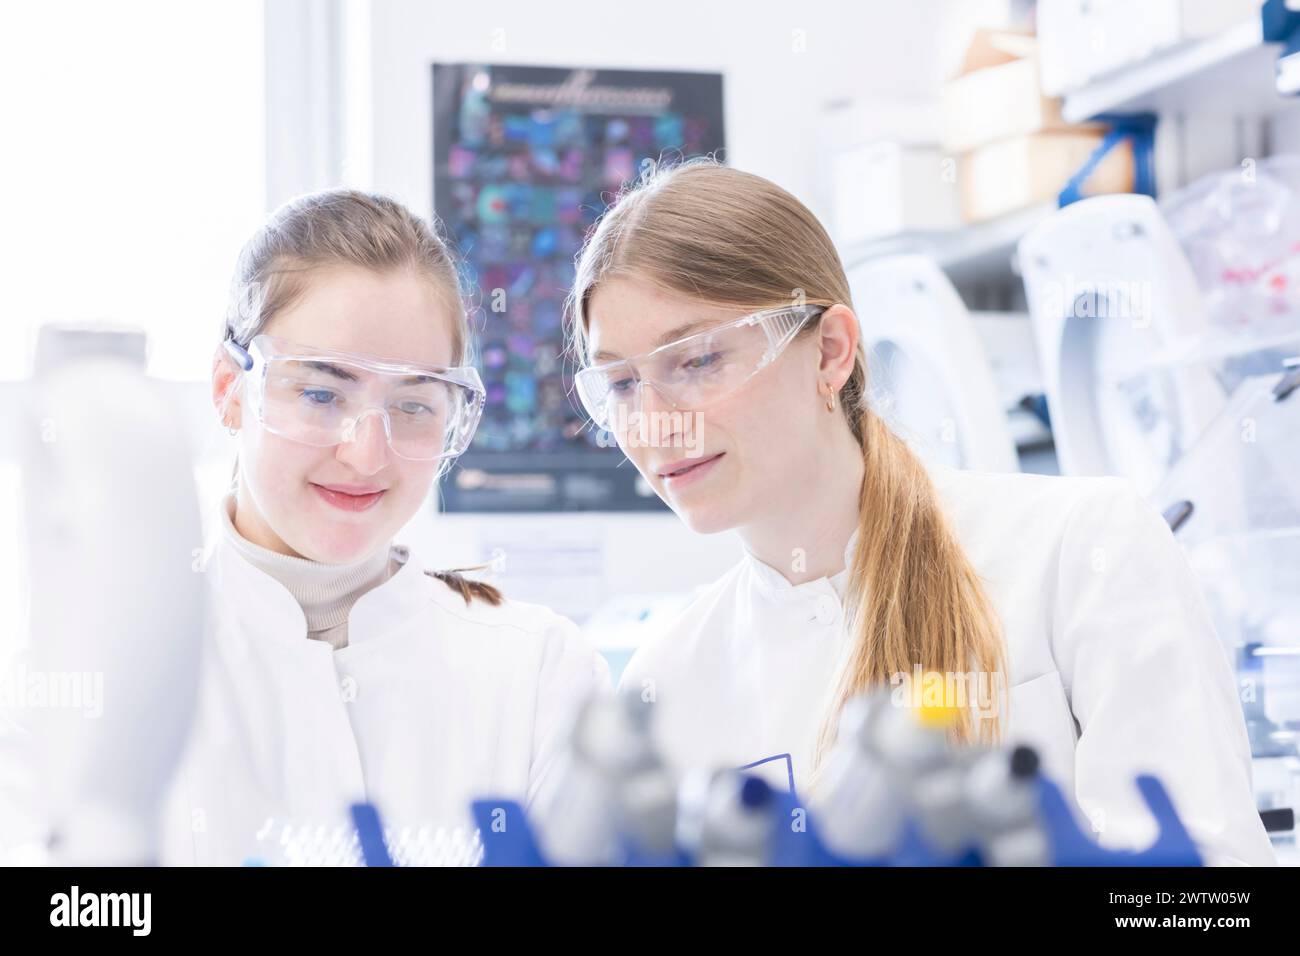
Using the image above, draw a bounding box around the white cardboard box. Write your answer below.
[831,140,962,243]
[1038,0,1264,97]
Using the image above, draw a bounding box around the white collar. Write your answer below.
[741,528,860,603]
[203,494,431,650]
[217,493,394,632]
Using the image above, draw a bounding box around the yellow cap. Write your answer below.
[913,672,961,729]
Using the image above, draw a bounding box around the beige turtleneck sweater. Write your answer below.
[218,494,398,650]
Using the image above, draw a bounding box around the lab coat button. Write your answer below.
[813,594,839,626]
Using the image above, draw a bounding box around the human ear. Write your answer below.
[211,344,242,429]
[815,305,859,391]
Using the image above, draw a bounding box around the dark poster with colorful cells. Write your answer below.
[432,64,725,512]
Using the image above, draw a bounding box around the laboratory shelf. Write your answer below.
[1062,18,1286,123]
[838,202,1054,286]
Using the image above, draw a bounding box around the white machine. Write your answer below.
[1152,365,1300,861]
[849,254,1020,472]
[0,325,206,865]
[1021,178,1300,861]
[1018,193,1227,493]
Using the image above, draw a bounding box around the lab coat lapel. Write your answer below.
[205,532,309,649]
[345,544,434,647]
[201,512,430,650]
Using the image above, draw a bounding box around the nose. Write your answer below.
[335,409,391,475]
[636,381,684,448]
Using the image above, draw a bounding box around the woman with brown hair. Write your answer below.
[162,188,609,864]
[569,159,1273,866]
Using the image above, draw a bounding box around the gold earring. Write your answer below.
[825,384,837,412]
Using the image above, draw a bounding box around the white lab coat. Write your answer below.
[159,515,611,865]
[619,466,1276,866]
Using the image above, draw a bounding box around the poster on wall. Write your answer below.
[432,63,726,512]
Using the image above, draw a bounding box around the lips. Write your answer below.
[315,483,387,495]
[310,482,388,512]
[656,452,724,482]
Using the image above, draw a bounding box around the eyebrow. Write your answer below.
[296,360,358,381]
[292,360,438,386]
[591,318,722,364]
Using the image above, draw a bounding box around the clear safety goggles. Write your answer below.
[575,304,826,432]
[223,334,486,462]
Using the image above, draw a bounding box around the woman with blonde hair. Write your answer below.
[569,159,1273,866]
[162,189,608,864]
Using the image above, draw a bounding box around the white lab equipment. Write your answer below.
[963,745,1052,867]
[810,690,910,859]
[0,325,207,865]
[849,254,1020,472]
[1151,364,1300,860]
[675,769,776,866]
[528,692,677,865]
[249,816,484,867]
[1018,193,1227,492]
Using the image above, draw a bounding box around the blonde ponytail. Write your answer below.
[812,412,1008,769]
